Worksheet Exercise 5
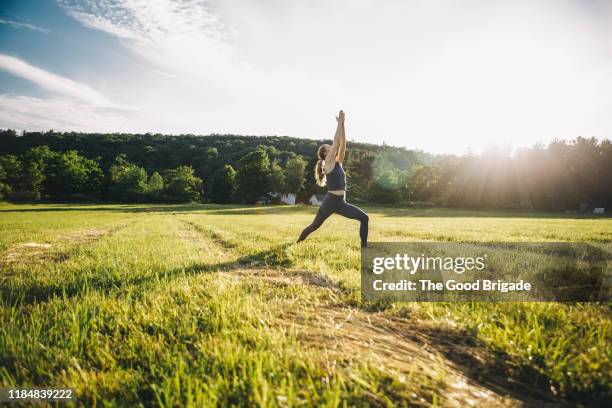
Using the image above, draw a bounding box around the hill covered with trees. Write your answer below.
[0,130,610,211]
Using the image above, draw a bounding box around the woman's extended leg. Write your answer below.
[297,199,334,243]
[336,199,369,247]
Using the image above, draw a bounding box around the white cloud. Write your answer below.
[0,94,170,133]
[11,0,612,153]
[0,56,154,133]
[58,0,344,136]
[0,54,112,106]
[58,0,234,70]
[0,18,50,34]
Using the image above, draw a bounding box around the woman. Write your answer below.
[297,110,369,247]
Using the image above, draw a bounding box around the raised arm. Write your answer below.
[324,110,345,171]
[336,113,346,163]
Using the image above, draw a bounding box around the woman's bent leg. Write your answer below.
[297,200,333,242]
[336,200,369,247]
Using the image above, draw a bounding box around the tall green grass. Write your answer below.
[0,202,610,406]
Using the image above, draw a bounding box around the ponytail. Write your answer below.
[315,159,326,186]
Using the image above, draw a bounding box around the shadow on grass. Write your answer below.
[411,324,566,406]
[0,203,210,213]
[375,206,611,220]
[412,322,608,406]
[0,243,297,306]
[1,202,609,219]
[0,203,313,215]
[340,301,580,405]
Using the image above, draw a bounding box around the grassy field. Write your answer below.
[0,202,610,407]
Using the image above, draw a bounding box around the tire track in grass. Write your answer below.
[0,223,130,271]
[183,220,238,251]
[178,219,234,257]
[0,222,134,305]
[178,219,284,268]
[287,305,502,407]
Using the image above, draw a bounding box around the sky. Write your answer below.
[0,0,611,154]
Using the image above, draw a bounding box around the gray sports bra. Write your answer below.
[326,162,346,190]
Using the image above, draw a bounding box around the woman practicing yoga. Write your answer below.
[297,110,369,247]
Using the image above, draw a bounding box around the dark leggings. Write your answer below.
[298,193,369,247]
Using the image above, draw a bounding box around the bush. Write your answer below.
[209,165,236,204]
[163,166,203,202]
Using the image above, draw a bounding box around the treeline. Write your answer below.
[0,130,426,204]
[0,130,610,210]
[0,146,203,203]
[0,144,313,204]
[406,138,612,210]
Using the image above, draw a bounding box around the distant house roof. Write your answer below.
[269,192,296,196]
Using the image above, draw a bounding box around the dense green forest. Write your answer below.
[0,129,610,211]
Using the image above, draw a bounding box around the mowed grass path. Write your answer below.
[0,202,610,407]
